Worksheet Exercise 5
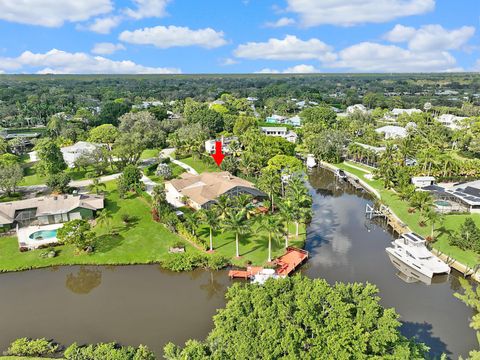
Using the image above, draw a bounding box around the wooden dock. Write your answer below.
[228,247,309,280]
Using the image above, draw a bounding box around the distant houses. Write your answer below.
[346,104,368,114]
[165,172,266,210]
[205,136,238,154]
[375,125,407,139]
[29,141,101,168]
[261,127,298,143]
[436,114,467,130]
[265,114,301,127]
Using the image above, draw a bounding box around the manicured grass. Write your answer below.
[199,222,306,267]
[144,162,185,183]
[0,181,200,272]
[181,156,221,174]
[20,165,117,186]
[140,148,160,160]
[335,162,480,267]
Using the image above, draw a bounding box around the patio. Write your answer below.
[17,223,64,250]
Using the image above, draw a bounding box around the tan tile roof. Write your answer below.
[168,171,260,207]
[0,194,104,225]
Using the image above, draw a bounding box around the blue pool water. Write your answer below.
[434,200,450,207]
[29,229,58,241]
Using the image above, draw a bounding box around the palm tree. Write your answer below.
[215,194,231,220]
[183,212,199,236]
[152,184,166,207]
[88,178,106,194]
[259,214,283,262]
[222,209,249,258]
[425,208,444,240]
[258,168,281,212]
[96,209,111,234]
[200,207,220,252]
[278,200,296,248]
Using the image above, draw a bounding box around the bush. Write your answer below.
[207,254,230,270]
[155,163,173,180]
[6,337,59,357]
[177,222,207,250]
[46,171,72,193]
[163,252,229,272]
[64,342,155,360]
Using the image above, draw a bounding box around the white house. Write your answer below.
[204,136,238,154]
[436,114,467,130]
[61,142,101,168]
[261,127,298,143]
[391,108,422,117]
[411,176,435,188]
[375,125,407,139]
[132,100,163,109]
[346,104,367,114]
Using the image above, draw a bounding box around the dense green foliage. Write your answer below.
[164,276,428,359]
[449,218,480,252]
[5,338,58,357]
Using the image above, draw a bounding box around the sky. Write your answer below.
[0,0,479,74]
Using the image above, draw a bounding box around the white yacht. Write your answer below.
[386,232,450,280]
[306,154,317,169]
[251,268,284,285]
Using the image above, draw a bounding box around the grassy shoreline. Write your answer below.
[332,161,480,268]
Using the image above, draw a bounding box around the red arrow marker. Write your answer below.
[211,141,225,167]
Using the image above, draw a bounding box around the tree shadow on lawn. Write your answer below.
[105,199,121,214]
[121,216,140,232]
[94,233,124,253]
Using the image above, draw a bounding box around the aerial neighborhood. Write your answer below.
[1,73,480,358]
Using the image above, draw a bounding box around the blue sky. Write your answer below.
[0,0,479,74]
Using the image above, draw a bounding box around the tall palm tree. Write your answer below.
[215,194,231,220]
[96,209,111,234]
[88,178,106,194]
[259,214,283,262]
[222,209,249,258]
[183,212,199,236]
[258,168,281,212]
[278,200,296,248]
[425,208,444,240]
[200,207,220,252]
[152,184,166,207]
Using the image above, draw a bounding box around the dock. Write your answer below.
[228,247,309,280]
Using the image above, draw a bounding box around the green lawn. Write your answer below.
[140,148,160,160]
[335,162,480,267]
[20,166,117,186]
[180,156,221,174]
[0,181,200,272]
[145,162,184,183]
[199,222,306,267]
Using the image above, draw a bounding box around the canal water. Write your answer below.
[0,168,476,358]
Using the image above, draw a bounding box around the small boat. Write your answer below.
[251,268,284,285]
[306,154,317,168]
[335,169,347,180]
[386,232,450,280]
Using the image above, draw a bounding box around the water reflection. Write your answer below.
[200,271,227,300]
[304,167,476,358]
[66,266,102,294]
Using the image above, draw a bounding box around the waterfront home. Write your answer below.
[29,141,102,167]
[261,127,298,143]
[375,125,407,139]
[0,193,104,230]
[165,172,266,210]
[204,136,238,154]
[346,104,368,114]
[436,114,467,130]
[411,176,435,188]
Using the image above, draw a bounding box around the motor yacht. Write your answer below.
[386,232,450,280]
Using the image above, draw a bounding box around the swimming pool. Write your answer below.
[434,200,450,207]
[28,230,58,241]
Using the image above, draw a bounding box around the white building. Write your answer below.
[261,127,298,143]
[391,108,422,117]
[436,114,467,130]
[375,125,407,139]
[132,101,163,109]
[205,136,238,154]
[61,142,101,168]
[411,176,435,188]
[346,104,367,114]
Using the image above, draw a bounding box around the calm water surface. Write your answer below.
[0,168,476,358]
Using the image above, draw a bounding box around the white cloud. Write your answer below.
[0,49,181,74]
[265,17,295,28]
[326,42,458,72]
[91,43,126,55]
[83,16,122,34]
[220,58,238,66]
[119,25,227,49]
[0,0,113,27]
[285,0,435,27]
[256,64,319,74]
[384,24,475,51]
[124,0,170,19]
[234,35,335,61]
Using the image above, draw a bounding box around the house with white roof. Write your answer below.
[436,114,467,130]
[261,127,298,143]
[347,104,368,114]
[375,125,407,139]
[29,141,102,168]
